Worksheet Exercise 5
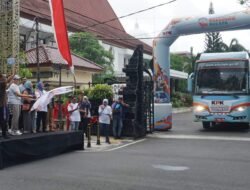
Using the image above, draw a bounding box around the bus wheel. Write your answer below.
[202,122,210,129]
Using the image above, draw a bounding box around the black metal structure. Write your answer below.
[144,68,154,133]
[122,45,146,138]
[82,46,154,138]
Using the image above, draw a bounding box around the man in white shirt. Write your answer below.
[98,99,112,144]
[8,75,32,135]
[67,97,81,131]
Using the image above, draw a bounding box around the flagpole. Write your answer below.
[35,17,40,82]
[72,73,77,94]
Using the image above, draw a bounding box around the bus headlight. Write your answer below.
[194,105,206,112]
[233,106,247,112]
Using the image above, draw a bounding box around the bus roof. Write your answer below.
[198,52,249,62]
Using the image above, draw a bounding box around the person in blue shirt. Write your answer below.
[111,97,129,139]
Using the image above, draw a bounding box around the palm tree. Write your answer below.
[228,38,246,52]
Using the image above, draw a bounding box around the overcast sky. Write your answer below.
[108,0,250,54]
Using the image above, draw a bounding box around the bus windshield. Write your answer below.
[195,61,248,94]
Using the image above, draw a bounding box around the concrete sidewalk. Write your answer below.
[83,136,134,152]
[172,107,192,114]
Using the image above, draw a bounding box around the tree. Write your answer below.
[170,54,192,73]
[228,38,246,51]
[204,2,226,53]
[69,32,114,82]
[239,0,250,6]
[19,51,32,78]
[204,2,247,53]
[215,38,247,52]
[204,32,227,53]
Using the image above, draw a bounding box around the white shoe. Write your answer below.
[8,129,12,134]
[15,130,23,135]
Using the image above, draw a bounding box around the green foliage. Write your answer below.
[204,34,246,53]
[74,89,84,95]
[88,84,113,102]
[19,51,32,78]
[204,32,227,53]
[239,0,250,6]
[92,73,116,84]
[171,92,192,108]
[228,38,246,52]
[170,54,192,73]
[83,88,91,97]
[177,80,188,92]
[69,32,114,83]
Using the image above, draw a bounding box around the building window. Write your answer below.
[30,36,35,49]
[124,58,128,67]
[40,39,46,45]
[20,34,26,51]
[49,41,56,47]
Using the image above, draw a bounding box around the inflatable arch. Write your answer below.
[153,9,250,130]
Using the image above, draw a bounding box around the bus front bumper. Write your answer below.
[194,111,249,123]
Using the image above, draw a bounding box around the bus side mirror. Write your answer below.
[187,73,194,93]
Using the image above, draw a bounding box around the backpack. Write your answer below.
[113,103,122,115]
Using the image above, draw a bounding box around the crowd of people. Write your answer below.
[0,69,89,139]
[0,68,129,143]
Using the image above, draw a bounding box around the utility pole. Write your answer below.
[35,17,40,82]
[58,64,63,130]
[59,64,62,87]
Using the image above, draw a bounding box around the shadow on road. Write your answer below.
[200,123,250,133]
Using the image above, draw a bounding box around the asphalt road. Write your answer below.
[172,112,250,137]
[1,112,250,190]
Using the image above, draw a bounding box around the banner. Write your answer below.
[31,86,74,111]
[48,0,74,73]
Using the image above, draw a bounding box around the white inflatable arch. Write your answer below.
[153,9,250,130]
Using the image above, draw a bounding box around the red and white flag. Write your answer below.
[49,0,74,73]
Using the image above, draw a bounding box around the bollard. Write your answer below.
[82,123,85,150]
[82,132,85,150]
[87,123,91,148]
[96,122,101,145]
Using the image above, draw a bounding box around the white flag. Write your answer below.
[31,86,74,111]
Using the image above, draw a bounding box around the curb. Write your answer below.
[172,107,192,114]
[82,136,134,152]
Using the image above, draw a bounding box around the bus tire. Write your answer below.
[202,122,210,129]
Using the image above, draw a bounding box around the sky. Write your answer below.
[107,0,250,54]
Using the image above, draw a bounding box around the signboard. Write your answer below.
[198,61,246,69]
